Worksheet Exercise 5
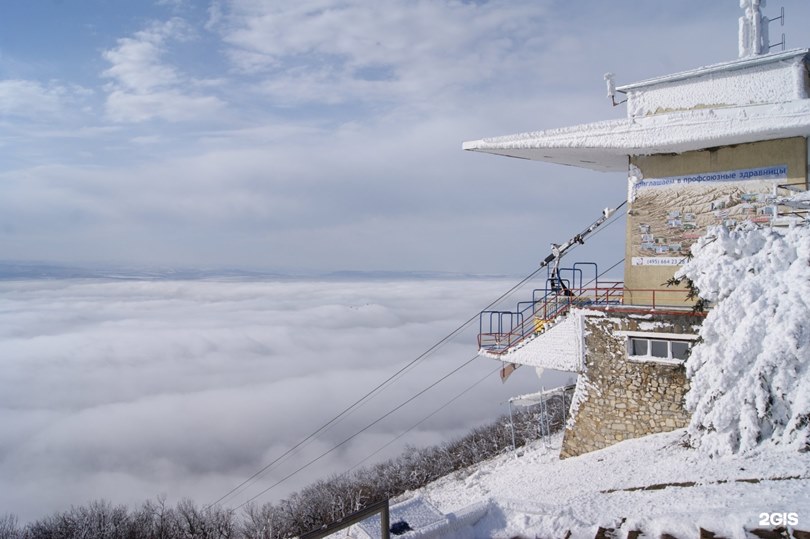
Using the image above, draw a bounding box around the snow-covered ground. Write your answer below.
[412,430,809,538]
[341,429,810,538]
[342,221,810,538]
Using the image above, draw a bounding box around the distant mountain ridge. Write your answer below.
[0,261,510,281]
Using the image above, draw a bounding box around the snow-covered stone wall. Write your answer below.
[561,313,698,458]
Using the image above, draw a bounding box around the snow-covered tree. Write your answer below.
[677,223,810,455]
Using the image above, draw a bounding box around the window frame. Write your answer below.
[618,330,698,365]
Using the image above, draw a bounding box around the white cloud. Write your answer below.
[104,88,224,123]
[205,1,225,31]
[102,19,189,92]
[156,0,187,8]
[0,80,91,120]
[101,18,226,122]
[0,99,627,274]
[3,1,777,275]
[215,0,548,107]
[0,277,553,520]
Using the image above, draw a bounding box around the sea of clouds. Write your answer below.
[0,276,563,521]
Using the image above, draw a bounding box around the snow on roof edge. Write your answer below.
[462,100,810,171]
[616,48,810,93]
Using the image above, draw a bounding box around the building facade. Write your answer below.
[469,12,810,456]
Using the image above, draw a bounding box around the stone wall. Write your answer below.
[560,312,700,459]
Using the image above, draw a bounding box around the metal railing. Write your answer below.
[775,181,810,223]
[478,262,618,354]
[478,283,623,353]
[478,284,703,355]
[300,499,390,539]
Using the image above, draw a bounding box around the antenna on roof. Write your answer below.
[739,0,768,57]
[767,6,785,51]
[739,1,785,57]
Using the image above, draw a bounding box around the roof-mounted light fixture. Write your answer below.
[604,73,626,107]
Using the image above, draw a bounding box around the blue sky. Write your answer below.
[1,0,808,274]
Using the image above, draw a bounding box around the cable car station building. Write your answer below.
[467,5,810,457]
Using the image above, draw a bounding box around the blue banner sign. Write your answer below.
[634,165,787,192]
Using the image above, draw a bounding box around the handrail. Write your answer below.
[479,262,624,355]
[479,286,616,352]
[774,181,809,223]
[300,499,390,539]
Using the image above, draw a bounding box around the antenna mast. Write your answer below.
[739,1,785,57]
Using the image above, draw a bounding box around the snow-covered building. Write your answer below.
[467,2,810,457]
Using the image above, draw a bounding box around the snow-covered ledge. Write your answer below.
[479,310,596,372]
[463,99,810,172]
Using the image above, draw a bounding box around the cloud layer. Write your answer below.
[0,276,561,521]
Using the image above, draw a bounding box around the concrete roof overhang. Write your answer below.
[463,100,810,173]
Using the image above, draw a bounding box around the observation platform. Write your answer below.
[477,262,701,367]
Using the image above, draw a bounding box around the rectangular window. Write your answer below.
[627,336,693,363]
[671,341,690,360]
[650,340,669,358]
[630,338,647,356]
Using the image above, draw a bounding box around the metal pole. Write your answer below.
[540,386,550,447]
[380,503,390,539]
[563,387,568,426]
[508,400,516,452]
